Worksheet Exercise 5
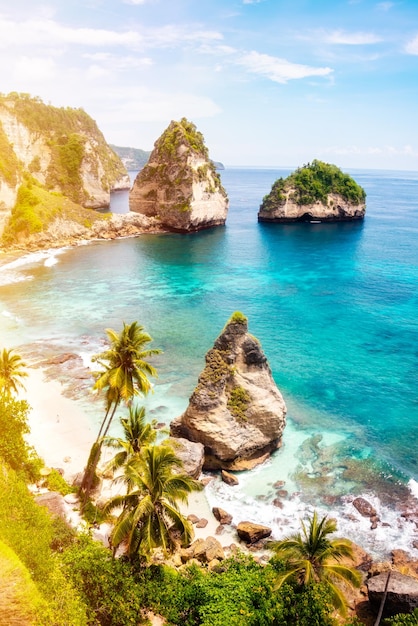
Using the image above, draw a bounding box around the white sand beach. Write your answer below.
[23,366,236,547]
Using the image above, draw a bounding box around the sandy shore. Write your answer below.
[23,366,236,547]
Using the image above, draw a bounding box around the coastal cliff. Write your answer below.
[129,118,228,232]
[258,160,366,223]
[0,92,130,230]
[170,312,287,470]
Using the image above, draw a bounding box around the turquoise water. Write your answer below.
[1,167,417,555]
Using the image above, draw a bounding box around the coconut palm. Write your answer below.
[0,349,28,398]
[272,511,362,616]
[80,321,161,503]
[102,405,158,488]
[104,443,202,558]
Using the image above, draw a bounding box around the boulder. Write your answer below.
[196,518,208,528]
[130,118,228,232]
[221,470,239,486]
[35,491,67,520]
[237,521,272,544]
[367,571,418,617]
[212,507,233,525]
[181,536,225,563]
[166,437,205,479]
[170,313,287,470]
[353,497,377,518]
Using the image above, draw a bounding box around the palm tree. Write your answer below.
[80,322,161,503]
[0,349,28,398]
[272,511,362,616]
[102,405,158,487]
[104,443,202,558]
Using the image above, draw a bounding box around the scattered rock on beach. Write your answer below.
[212,507,233,525]
[237,521,272,544]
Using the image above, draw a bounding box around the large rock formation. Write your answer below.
[0,92,130,227]
[258,160,366,223]
[367,571,418,617]
[129,118,228,232]
[170,312,287,470]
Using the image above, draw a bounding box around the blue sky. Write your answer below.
[1,0,418,169]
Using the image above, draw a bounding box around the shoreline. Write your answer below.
[23,365,236,547]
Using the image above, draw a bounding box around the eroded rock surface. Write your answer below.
[170,313,286,470]
[129,118,228,232]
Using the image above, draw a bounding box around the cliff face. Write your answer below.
[0,93,130,223]
[170,313,287,470]
[258,160,366,223]
[129,118,228,232]
[258,191,366,222]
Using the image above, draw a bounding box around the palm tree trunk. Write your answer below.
[80,399,120,509]
[374,570,391,626]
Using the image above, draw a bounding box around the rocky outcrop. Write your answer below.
[367,571,418,617]
[129,118,228,232]
[237,522,272,544]
[180,536,225,563]
[258,160,366,223]
[0,93,130,218]
[170,312,287,470]
[166,437,205,479]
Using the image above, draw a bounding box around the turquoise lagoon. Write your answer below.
[1,167,417,557]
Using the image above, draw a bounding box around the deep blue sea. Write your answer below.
[1,167,417,556]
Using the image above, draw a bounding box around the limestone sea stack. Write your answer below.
[170,312,287,470]
[129,118,228,232]
[258,160,366,223]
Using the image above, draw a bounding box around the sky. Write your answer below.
[1,0,418,170]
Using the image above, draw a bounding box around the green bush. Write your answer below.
[61,533,148,625]
[385,609,418,625]
[45,468,75,496]
[0,395,41,480]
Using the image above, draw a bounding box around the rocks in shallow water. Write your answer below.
[237,521,272,544]
[129,118,228,232]
[170,313,287,470]
[353,497,377,518]
[221,470,239,486]
[367,571,418,617]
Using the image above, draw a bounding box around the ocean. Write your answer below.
[1,167,417,557]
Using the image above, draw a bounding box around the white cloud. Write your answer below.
[0,17,142,49]
[83,52,153,70]
[237,51,333,83]
[405,34,418,55]
[14,56,57,82]
[324,30,382,45]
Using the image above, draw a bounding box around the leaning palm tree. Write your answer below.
[80,322,161,503]
[104,443,202,558]
[102,405,158,489]
[0,349,28,398]
[272,511,362,616]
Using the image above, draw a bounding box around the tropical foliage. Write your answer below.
[0,347,28,397]
[104,443,202,557]
[80,321,161,502]
[102,404,158,480]
[261,160,366,210]
[271,511,362,616]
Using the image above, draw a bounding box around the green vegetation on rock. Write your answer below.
[2,175,105,245]
[110,144,151,170]
[261,160,366,210]
[0,92,127,205]
[0,121,20,186]
[227,385,251,421]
